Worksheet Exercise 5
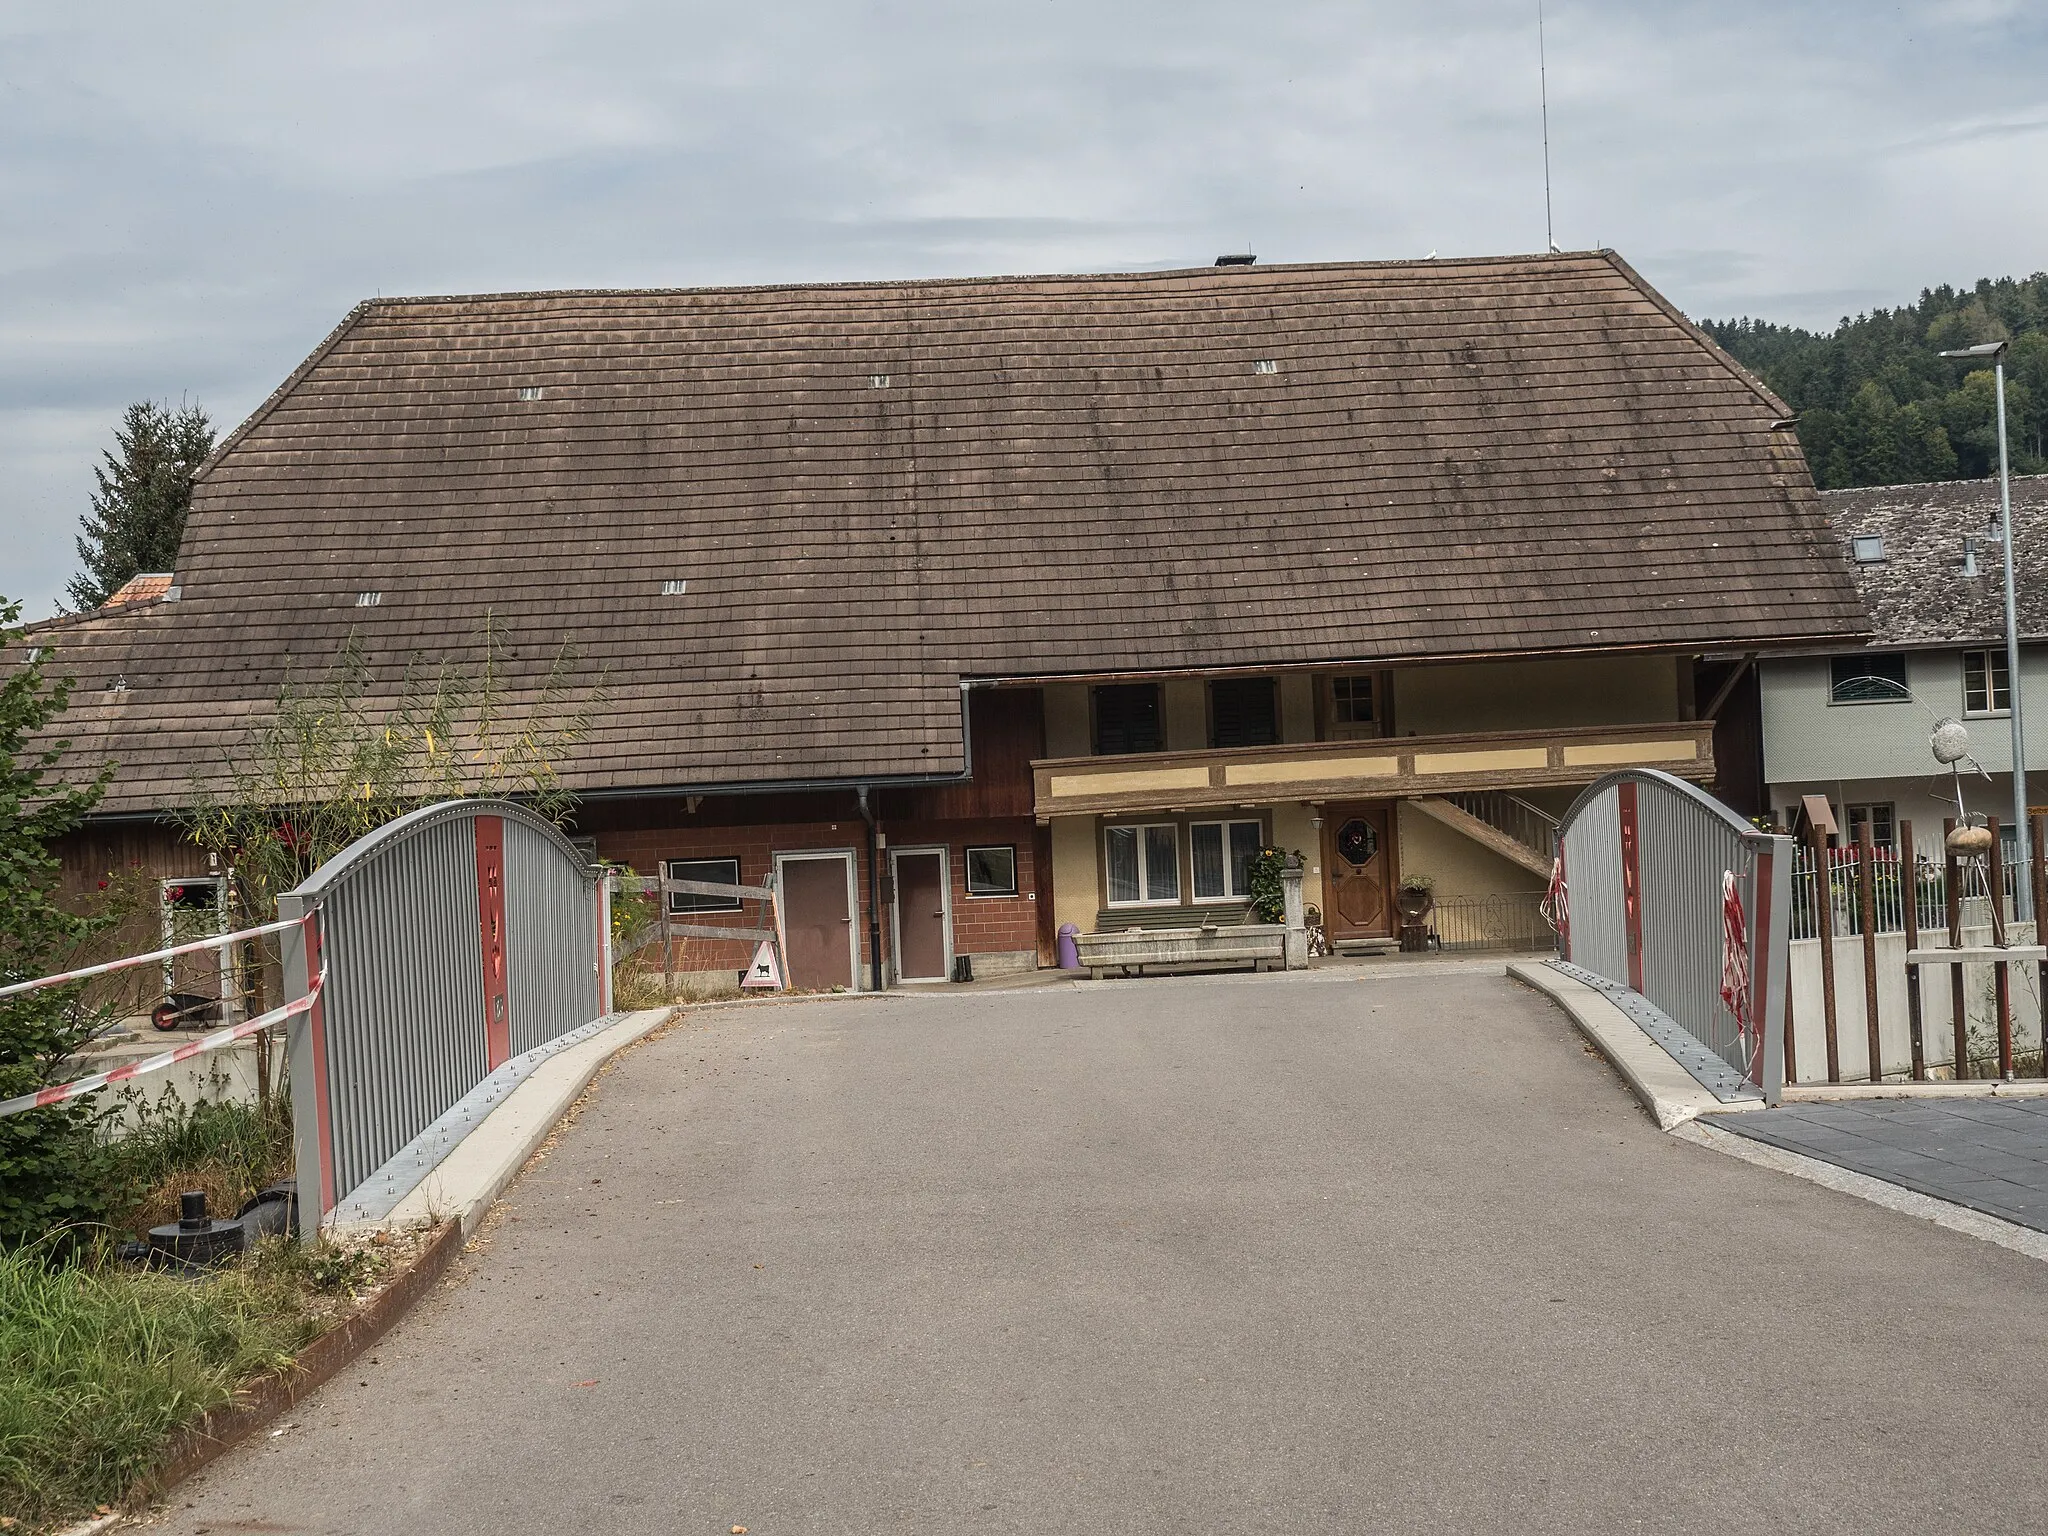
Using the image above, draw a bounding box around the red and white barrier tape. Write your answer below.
[0,918,301,1002]
[0,979,321,1120]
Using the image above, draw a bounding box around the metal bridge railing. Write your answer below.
[281,800,607,1232]
[1556,769,1792,1104]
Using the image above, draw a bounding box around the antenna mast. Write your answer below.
[1539,2,1556,251]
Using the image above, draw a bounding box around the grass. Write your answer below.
[0,1241,319,1528]
[0,1092,375,1529]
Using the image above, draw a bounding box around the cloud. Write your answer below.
[4,0,2045,617]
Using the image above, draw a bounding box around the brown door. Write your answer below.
[779,854,854,990]
[1323,803,1395,940]
[893,851,949,981]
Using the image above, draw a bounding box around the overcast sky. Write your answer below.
[4,0,2044,619]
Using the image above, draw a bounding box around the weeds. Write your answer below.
[0,1241,318,1526]
[100,1091,294,1240]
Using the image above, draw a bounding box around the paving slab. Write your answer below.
[1722,1099,2048,1233]
[142,969,2048,1536]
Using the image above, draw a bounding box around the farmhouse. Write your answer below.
[34,251,1866,986]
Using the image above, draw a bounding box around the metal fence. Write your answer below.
[1430,893,1555,953]
[281,800,606,1233]
[1557,769,1791,1103]
[1791,846,2033,939]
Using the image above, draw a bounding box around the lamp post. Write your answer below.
[1939,339,2030,918]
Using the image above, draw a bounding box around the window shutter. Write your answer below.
[1210,678,1278,748]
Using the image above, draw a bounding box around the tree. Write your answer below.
[67,400,215,610]
[0,599,118,1247]
[179,616,603,922]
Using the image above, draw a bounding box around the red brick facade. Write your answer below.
[584,802,1042,985]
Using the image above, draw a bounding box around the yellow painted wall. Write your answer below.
[1269,801,1325,916]
[1280,674,1315,743]
[1044,683,1090,758]
[1396,803,1548,900]
[1393,655,1681,737]
[1164,680,1206,751]
[1050,816,1099,937]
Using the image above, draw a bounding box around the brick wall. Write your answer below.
[592,812,1042,983]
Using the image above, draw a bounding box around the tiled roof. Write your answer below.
[1823,475,2048,648]
[100,572,174,608]
[28,251,1866,813]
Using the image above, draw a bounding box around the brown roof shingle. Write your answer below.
[29,251,1867,813]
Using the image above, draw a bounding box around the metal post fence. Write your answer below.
[280,800,604,1233]
[1557,769,1791,1105]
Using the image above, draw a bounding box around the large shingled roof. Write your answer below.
[1821,474,2048,648]
[28,250,1866,813]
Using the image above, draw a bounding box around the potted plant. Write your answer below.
[1394,872,1435,922]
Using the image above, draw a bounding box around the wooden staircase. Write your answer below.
[1410,793,1556,878]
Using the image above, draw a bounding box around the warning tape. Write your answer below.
[0,918,301,1002]
[0,979,321,1120]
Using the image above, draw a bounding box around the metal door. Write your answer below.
[892,849,950,981]
[1324,802,1395,940]
[776,852,857,991]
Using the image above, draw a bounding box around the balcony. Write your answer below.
[1031,720,1716,820]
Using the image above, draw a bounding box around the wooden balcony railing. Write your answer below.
[1032,720,1716,821]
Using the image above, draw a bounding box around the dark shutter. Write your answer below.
[1209,678,1278,748]
[1093,684,1163,754]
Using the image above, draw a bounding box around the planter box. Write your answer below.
[1075,923,1285,979]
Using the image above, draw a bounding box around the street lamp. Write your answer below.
[1939,339,2030,917]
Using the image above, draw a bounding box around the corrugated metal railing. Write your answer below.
[281,800,607,1232]
[1556,769,1792,1104]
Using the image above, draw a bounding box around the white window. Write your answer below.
[1844,804,1895,853]
[964,845,1017,896]
[664,856,741,914]
[1963,649,2011,715]
[1104,824,1181,906]
[1191,820,1264,901]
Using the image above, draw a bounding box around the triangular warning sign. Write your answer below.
[742,940,784,990]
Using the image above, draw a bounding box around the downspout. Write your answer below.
[857,785,885,992]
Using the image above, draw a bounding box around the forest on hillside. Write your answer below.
[1701,274,2048,490]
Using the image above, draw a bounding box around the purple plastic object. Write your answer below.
[1057,922,1082,971]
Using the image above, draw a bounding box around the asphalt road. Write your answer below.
[152,966,2048,1535]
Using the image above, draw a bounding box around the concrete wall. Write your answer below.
[1762,644,2048,785]
[1393,655,1682,737]
[1786,920,2043,1083]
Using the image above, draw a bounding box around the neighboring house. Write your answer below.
[1760,475,2048,853]
[27,252,1864,985]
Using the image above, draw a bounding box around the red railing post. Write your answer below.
[1618,781,1644,992]
[475,815,510,1070]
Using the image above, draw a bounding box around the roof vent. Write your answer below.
[1215,253,1257,267]
[1849,534,1885,564]
[1253,359,1280,375]
[107,675,129,693]
[355,590,382,607]
[1962,537,1980,578]
[661,579,688,596]
[869,374,890,388]
[518,386,544,401]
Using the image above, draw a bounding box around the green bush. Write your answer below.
[1244,846,1302,924]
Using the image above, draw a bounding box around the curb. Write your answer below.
[349,1006,679,1238]
[1505,960,1756,1130]
[1672,1119,2048,1265]
[116,1217,466,1515]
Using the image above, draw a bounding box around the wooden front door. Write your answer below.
[892,849,950,982]
[1323,803,1396,940]
[778,853,856,990]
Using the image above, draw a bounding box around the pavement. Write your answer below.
[143,967,2048,1535]
[1721,1097,2048,1233]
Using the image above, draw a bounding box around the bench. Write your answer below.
[1075,922,1287,980]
